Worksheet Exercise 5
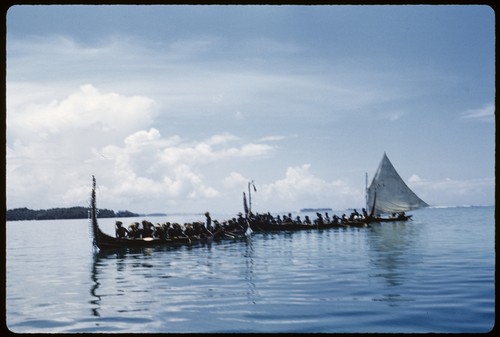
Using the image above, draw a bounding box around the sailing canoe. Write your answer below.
[366,153,428,220]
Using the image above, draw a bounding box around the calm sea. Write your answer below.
[6,206,495,333]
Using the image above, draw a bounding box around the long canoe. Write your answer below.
[89,176,246,250]
[248,214,412,232]
[248,219,364,232]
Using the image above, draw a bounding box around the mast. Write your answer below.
[248,180,256,214]
[89,176,99,247]
[365,172,368,211]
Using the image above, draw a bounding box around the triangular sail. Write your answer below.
[367,153,428,215]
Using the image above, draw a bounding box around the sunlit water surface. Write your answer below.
[6,206,494,333]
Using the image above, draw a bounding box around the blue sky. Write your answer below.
[6,5,495,214]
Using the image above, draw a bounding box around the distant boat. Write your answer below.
[366,153,429,218]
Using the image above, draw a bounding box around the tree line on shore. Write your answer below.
[6,207,139,221]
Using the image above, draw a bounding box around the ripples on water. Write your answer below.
[6,207,495,333]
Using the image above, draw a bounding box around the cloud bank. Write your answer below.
[7,82,494,214]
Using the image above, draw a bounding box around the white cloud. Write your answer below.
[8,84,156,140]
[206,133,239,146]
[6,82,285,212]
[258,164,364,211]
[257,135,289,142]
[157,135,274,166]
[223,172,249,189]
[124,128,161,147]
[461,103,495,122]
[90,132,277,210]
[408,174,422,183]
[7,85,158,208]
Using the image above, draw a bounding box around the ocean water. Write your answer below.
[6,206,495,333]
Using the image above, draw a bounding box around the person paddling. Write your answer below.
[115,221,129,238]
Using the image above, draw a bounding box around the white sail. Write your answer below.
[367,153,428,215]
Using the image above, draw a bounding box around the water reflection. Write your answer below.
[88,239,258,321]
[243,237,258,304]
[90,250,124,317]
[365,222,421,306]
[89,252,103,317]
[367,223,420,285]
[89,247,178,317]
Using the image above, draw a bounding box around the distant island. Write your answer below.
[143,213,168,217]
[6,207,141,221]
[300,208,333,212]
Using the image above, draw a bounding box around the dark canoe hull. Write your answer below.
[92,224,247,250]
[248,215,412,232]
[364,215,413,224]
[249,222,318,232]
[249,221,362,232]
[92,226,204,250]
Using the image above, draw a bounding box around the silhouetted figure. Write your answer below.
[315,213,324,227]
[142,220,154,238]
[115,221,129,238]
[128,222,141,238]
[362,208,368,218]
[205,212,212,231]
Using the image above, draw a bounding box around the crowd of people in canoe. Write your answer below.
[249,209,365,228]
[115,212,248,240]
[115,208,409,239]
[247,208,407,230]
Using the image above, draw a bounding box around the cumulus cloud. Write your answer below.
[97,129,275,205]
[6,84,277,212]
[7,85,157,208]
[157,135,274,166]
[87,130,277,212]
[8,84,156,137]
[258,164,364,211]
[223,172,249,189]
[124,128,161,147]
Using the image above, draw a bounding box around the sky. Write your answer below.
[6,5,495,215]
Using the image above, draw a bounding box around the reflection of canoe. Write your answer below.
[89,176,246,250]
